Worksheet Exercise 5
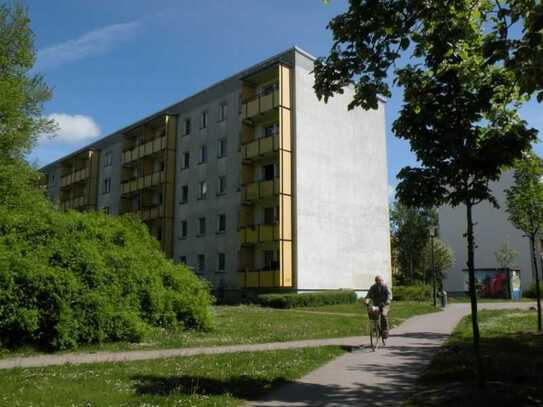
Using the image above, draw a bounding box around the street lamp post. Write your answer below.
[430,226,437,307]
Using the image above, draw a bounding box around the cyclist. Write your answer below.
[364,275,392,339]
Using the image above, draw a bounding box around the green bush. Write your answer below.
[523,283,541,299]
[392,284,432,301]
[258,290,357,309]
[0,206,214,350]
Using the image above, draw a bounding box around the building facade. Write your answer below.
[439,170,538,295]
[41,47,391,294]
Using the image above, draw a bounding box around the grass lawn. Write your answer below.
[447,296,533,303]
[407,309,543,406]
[0,346,345,406]
[0,301,436,359]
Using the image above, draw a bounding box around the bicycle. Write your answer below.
[366,303,386,350]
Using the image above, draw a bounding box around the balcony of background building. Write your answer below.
[121,170,165,195]
[239,224,279,245]
[241,86,279,121]
[59,150,95,189]
[241,176,280,203]
[122,115,167,166]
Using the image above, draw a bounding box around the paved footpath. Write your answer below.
[247,302,535,407]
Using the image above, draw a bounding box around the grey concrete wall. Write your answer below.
[293,52,391,291]
[172,86,243,290]
[96,142,123,214]
[439,171,535,293]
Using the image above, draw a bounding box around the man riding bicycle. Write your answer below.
[364,275,392,338]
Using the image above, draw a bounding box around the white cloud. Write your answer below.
[41,113,101,144]
[37,21,140,70]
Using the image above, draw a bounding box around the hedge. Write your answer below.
[0,205,214,351]
[391,285,432,301]
[523,283,542,299]
[258,290,357,309]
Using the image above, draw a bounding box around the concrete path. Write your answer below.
[247,302,535,407]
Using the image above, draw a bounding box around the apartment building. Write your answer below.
[439,170,538,295]
[41,47,391,294]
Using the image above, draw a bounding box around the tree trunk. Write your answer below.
[529,235,542,331]
[466,202,486,389]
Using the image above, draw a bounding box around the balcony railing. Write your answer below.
[241,90,279,120]
[241,177,279,202]
[239,269,281,288]
[60,167,89,188]
[241,134,279,161]
[121,170,165,195]
[131,205,164,221]
[240,224,279,244]
[61,195,88,211]
[122,136,166,165]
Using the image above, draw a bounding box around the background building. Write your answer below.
[41,47,391,295]
[439,171,537,296]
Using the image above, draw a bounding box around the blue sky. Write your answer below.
[26,0,543,196]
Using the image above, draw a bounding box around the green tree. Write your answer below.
[390,201,437,284]
[419,238,454,288]
[494,241,519,270]
[0,2,55,161]
[505,152,543,331]
[315,0,538,388]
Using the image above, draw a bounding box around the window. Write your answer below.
[179,256,187,264]
[264,123,279,138]
[263,164,275,181]
[217,214,226,233]
[103,178,111,194]
[218,103,228,121]
[198,217,206,236]
[198,181,207,200]
[103,207,110,215]
[218,253,226,272]
[182,151,190,169]
[197,254,205,272]
[180,185,189,204]
[217,176,226,195]
[260,82,278,96]
[103,151,113,167]
[49,174,56,186]
[264,207,275,224]
[200,111,208,129]
[264,250,275,271]
[217,138,227,158]
[199,145,207,164]
[180,220,188,239]
[184,118,191,136]
[156,225,162,242]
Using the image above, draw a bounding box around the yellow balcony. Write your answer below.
[241,134,279,161]
[122,136,166,164]
[242,178,279,202]
[239,269,281,288]
[134,205,164,221]
[61,195,88,211]
[241,90,279,120]
[121,170,165,195]
[240,224,279,244]
[60,167,89,188]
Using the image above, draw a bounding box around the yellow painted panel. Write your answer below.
[261,272,274,287]
[246,183,258,200]
[247,99,258,117]
[260,93,274,112]
[241,124,253,144]
[259,225,274,242]
[280,108,292,152]
[240,206,254,227]
[279,65,291,109]
[260,179,274,197]
[246,272,259,288]
[246,140,259,159]
[281,240,293,287]
[281,195,292,241]
[281,151,292,196]
[260,136,273,154]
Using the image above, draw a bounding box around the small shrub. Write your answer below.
[392,284,432,301]
[258,290,357,309]
[523,283,541,299]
